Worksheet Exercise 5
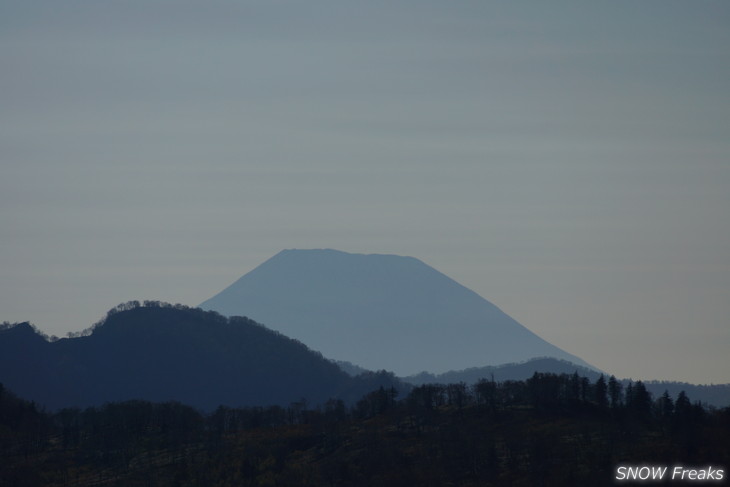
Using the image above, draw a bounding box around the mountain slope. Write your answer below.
[0,303,405,411]
[200,249,594,375]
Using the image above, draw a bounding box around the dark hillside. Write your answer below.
[0,303,405,411]
[0,322,57,404]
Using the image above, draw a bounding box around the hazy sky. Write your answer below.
[2,0,728,384]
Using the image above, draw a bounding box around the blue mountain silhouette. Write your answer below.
[201,249,594,375]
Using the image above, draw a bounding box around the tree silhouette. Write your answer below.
[594,374,608,409]
[608,375,622,409]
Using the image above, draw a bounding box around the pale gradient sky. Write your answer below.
[2,0,728,384]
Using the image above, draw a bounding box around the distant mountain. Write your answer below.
[200,249,594,376]
[401,357,730,408]
[0,303,405,411]
[403,357,603,386]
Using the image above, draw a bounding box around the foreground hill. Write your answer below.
[200,249,594,375]
[2,373,728,486]
[0,303,404,411]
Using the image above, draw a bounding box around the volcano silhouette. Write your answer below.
[200,249,593,375]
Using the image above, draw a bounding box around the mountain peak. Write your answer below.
[274,248,422,264]
[0,321,48,343]
[201,249,593,375]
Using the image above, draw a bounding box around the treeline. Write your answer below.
[368,373,703,421]
[2,373,729,486]
[2,301,227,342]
[65,300,246,339]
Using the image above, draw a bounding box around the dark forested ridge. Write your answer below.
[2,372,728,486]
[0,302,405,411]
[3,301,729,485]
[2,301,728,414]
